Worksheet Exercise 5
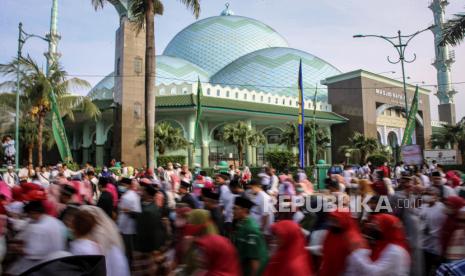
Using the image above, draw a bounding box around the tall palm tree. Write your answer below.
[136,121,189,155]
[0,56,100,166]
[430,119,465,162]
[440,9,465,46]
[279,122,330,165]
[339,132,379,164]
[222,121,266,166]
[92,0,200,170]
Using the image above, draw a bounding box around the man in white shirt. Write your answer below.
[117,178,141,266]
[3,166,18,188]
[248,179,274,235]
[215,172,235,234]
[431,171,456,200]
[36,166,50,188]
[7,200,66,275]
[418,188,447,275]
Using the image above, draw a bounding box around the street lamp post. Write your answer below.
[353,26,432,117]
[15,22,49,169]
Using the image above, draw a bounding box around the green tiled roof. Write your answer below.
[156,95,347,122]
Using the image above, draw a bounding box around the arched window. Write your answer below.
[268,97,271,103]
[216,89,220,96]
[260,95,263,102]
[226,91,230,97]
[235,92,238,99]
[207,88,211,96]
[170,87,176,95]
[263,128,282,144]
[159,88,166,95]
[244,94,247,100]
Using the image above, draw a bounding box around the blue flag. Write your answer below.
[298,59,305,168]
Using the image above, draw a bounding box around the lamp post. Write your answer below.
[353,26,432,117]
[15,23,50,169]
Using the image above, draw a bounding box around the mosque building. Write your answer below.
[67,4,435,168]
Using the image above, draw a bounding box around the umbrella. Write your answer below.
[19,255,106,276]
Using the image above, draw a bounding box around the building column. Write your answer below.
[245,120,253,166]
[201,144,209,168]
[95,120,106,167]
[251,146,257,166]
[325,126,332,164]
[82,122,91,165]
[71,128,80,163]
[382,125,388,146]
[201,121,210,168]
[187,115,196,167]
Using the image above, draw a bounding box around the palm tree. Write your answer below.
[135,121,189,155]
[339,132,379,164]
[430,119,465,162]
[279,122,330,165]
[17,117,54,164]
[0,56,100,166]
[221,121,266,166]
[440,9,465,46]
[92,0,200,170]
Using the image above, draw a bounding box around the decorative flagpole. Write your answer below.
[298,59,305,168]
[312,84,318,166]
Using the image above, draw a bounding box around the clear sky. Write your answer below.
[1,0,464,121]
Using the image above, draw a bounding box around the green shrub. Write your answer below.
[157,155,187,167]
[366,154,388,167]
[265,150,297,172]
[66,161,81,171]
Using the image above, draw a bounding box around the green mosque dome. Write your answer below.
[87,56,209,100]
[163,10,288,75]
[89,6,341,103]
[210,47,341,100]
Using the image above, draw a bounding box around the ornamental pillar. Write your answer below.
[82,122,91,165]
[95,120,106,167]
[245,120,253,166]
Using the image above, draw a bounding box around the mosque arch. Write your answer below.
[387,131,399,148]
[261,127,284,144]
[376,104,424,126]
[158,119,187,138]
[377,131,383,144]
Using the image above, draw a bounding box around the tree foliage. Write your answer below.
[338,131,380,164]
[136,121,189,155]
[265,150,297,172]
[440,10,465,46]
[0,56,99,165]
[220,121,266,166]
[430,119,465,162]
[279,122,330,165]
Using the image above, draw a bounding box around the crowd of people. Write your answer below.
[0,158,464,275]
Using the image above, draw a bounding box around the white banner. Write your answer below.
[401,145,423,165]
[424,149,457,165]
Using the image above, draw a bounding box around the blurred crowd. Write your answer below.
[0,158,464,276]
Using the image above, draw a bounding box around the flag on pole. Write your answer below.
[401,85,419,146]
[298,59,305,168]
[312,84,318,166]
[194,77,203,149]
[49,89,73,163]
